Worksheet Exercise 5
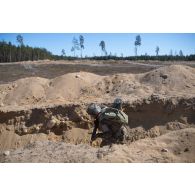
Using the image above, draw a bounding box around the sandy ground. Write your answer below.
[1,59,195,84]
[1,128,195,163]
[0,61,195,163]
[1,64,195,108]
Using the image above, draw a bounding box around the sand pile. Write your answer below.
[0,72,102,107]
[101,128,195,163]
[45,72,101,101]
[2,77,48,106]
[1,64,195,108]
[86,64,195,99]
[140,65,195,95]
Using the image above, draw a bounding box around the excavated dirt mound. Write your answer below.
[1,64,195,162]
[1,65,195,108]
[140,65,195,96]
[0,72,102,107]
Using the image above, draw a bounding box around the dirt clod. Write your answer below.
[184,148,189,152]
[3,150,10,156]
[161,148,168,152]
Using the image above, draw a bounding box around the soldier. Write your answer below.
[87,98,128,143]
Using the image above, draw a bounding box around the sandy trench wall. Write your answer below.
[0,104,92,135]
[123,96,195,130]
[0,104,93,151]
[1,96,195,150]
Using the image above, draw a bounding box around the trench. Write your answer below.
[0,96,195,150]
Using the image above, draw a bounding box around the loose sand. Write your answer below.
[1,64,195,162]
[1,65,195,108]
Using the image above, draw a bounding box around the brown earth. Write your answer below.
[1,128,194,163]
[1,59,195,84]
[0,61,195,163]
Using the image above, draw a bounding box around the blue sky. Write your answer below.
[0,33,195,57]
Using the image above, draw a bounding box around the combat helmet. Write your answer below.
[112,98,123,110]
[87,103,101,116]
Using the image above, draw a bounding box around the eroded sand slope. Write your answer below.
[1,65,195,108]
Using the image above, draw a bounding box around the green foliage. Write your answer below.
[155,46,160,56]
[179,50,184,57]
[61,49,66,56]
[99,40,106,56]
[79,35,84,58]
[79,35,84,49]
[87,54,195,61]
[0,40,54,62]
[72,37,80,50]
[16,34,24,46]
[134,35,141,47]
[134,35,141,56]
[71,37,80,57]
[0,36,194,63]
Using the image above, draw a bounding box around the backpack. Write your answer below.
[99,107,128,125]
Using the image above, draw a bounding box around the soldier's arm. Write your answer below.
[91,119,99,141]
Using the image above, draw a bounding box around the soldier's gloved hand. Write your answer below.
[91,135,96,141]
[90,135,96,145]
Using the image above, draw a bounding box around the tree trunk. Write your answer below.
[9,48,11,62]
[135,46,137,57]
[20,46,21,61]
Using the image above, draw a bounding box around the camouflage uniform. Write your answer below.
[95,113,128,141]
[87,101,128,142]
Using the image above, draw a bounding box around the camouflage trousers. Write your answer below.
[99,120,128,141]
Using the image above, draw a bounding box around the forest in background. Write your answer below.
[0,34,195,63]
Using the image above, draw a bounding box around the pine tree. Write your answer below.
[134,35,141,56]
[79,35,84,58]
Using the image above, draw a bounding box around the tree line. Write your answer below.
[87,54,195,61]
[0,34,195,63]
[0,36,55,63]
